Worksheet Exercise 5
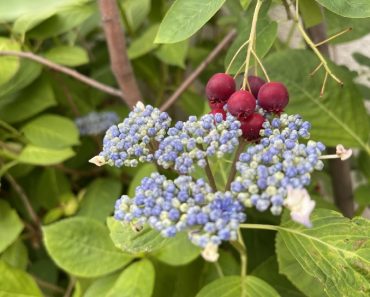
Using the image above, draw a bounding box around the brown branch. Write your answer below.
[160,29,237,112]
[5,173,40,226]
[0,51,122,98]
[307,23,354,218]
[98,0,142,108]
[33,276,64,294]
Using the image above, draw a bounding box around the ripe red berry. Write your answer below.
[227,90,256,120]
[240,113,265,141]
[209,108,226,120]
[247,75,265,98]
[257,82,289,114]
[206,73,236,109]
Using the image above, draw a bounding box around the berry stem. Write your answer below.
[225,40,250,74]
[314,27,352,47]
[309,62,323,76]
[242,0,263,91]
[251,48,271,82]
[294,0,343,87]
[225,140,247,191]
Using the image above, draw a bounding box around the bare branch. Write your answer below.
[0,51,122,98]
[160,30,237,112]
[98,0,142,108]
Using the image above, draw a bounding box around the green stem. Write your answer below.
[231,229,247,297]
[204,156,217,192]
[225,40,250,74]
[214,261,225,278]
[225,140,247,191]
[242,0,263,91]
[240,223,279,231]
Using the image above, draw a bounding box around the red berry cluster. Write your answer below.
[206,73,289,141]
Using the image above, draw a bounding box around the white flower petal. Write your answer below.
[284,187,315,227]
[89,156,106,166]
[201,243,219,262]
[336,144,352,160]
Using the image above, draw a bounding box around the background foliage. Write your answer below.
[0,0,369,296]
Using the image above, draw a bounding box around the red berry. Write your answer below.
[247,75,266,98]
[209,108,226,120]
[240,113,265,141]
[257,82,289,114]
[227,90,256,120]
[206,73,236,109]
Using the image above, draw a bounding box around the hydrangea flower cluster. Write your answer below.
[97,103,171,167]
[154,113,241,174]
[75,111,119,136]
[114,173,246,249]
[231,114,325,216]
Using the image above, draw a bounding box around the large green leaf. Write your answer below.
[196,276,280,297]
[155,0,227,44]
[0,260,42,297]
[128,24,160,59]
[224,18,277,74]
[43,217,132,277]
[315,0,370,18]
[95,260,155,297]
[43,46,89,66]
[78,178,122,223]
[84,272,120,297]
[1,239,28,270]
[154,232,200,266]
[265,49,369,152]
[276,209,370,297]
[22,114,79,149]
[119,0,151,32]
[252,256,304,297]
[0,200,23,253]
[0,76,56,124]
[0,38,21,86]
[155,40,189,68]
[107,217,170,255]
[0,59,41,97]
[18,145,75,165]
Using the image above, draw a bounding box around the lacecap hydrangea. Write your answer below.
[75,111,119,136]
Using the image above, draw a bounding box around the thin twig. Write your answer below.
[242,0,263,91]
[250,48,270,82]
[160,30,236,112]
[0,51,123,98]
[225,39,250,74]
[204,156,218,192]
[5,173,40,227]
[63,277,76,297]
[98,0,142,108]
[314,27,352,47]
[33,276,64,294]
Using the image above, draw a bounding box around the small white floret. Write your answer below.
[89,156,106,166]
[201,243,220,262]
[336,144,352,161]
[284,187,315,227]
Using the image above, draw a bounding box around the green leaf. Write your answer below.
[128,163,156,197]
[0,260,42,297]
[13,9,56,35]
[102,260,155,297]
[299,0,323,28]
[35,168,71,208]
[178,91,208,117]
[0,38,21,86]
[196,276,280,297]
[276,209,370,297]
[353,52,370,68]
[265,49,370,152]
[128,24,160,59]
[154,232,200,266]
[78,178,122,223]
[0,76,56,124]
[155,40,189,68]
[315,0,370,18]
[84,272,120,297]
[0,59,41,97]
[1,239,28,270]
[18,145,75,165]
[107,217,170,255]
[120,0,151,32]
[359,151,370,182]
[225,19,277,74]
[155,0,227,44]
[43,217,132,277]
[22,114,79,149]
[252,256,304,297]
[354,184,370,206]
[240,0,250,10]
[325,10,370,44]
[43,46,89,66]
[0,200,23,253]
